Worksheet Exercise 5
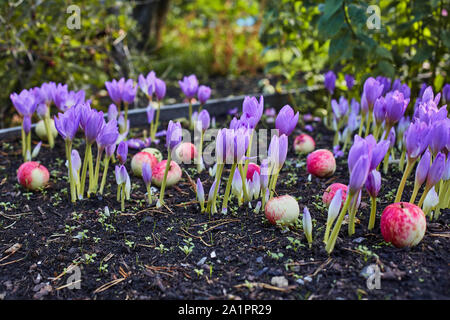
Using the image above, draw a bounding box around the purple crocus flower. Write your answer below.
[242,96,264,129]
[36,103,48,119]
[228,128,250,163]
[196,178,204,205]
[384,90,409,127]
[333,145,345,158]
[403,120,430,160]
[350,98,360,115]
[138,71,156,97]
[348,135,373,173]
[428,119,449,155]
[146,105,155,124]
[155,78,166,101]
[52,84,68,110]
[373,97,386,125]
[331,96,349,120]
[115,165,128,186]
[54,106,81,141]
[215,129,228,163]
[10,89,37,117]
[363,77,384,109]
[142,163,152,186]
[40,82,56,104]
[443,84,450,103]
[366,136,389,170]
[108,104,118,121]
[324,71,336,94]
[23,116,32,134]
[198,85,211,104]
[260,159,269,190]
[268,134,288,169]
[376,76,391,95]
[105,78,125,105]
[96,119,119,148]
[55,89,85,112]
[345,74,355,90]
[179,75,199,99]
[197,109,210,132]
[117,141,128,165]
[83,109,104,144]
[415,149,431,186]
[349,154,371,194]
[275,104,299,136]
[426,152,446,188]
[126,138,145,149]
[165,121,182,150]
[365,170,381,198]
[105,143,116,158]
[122,79,137,104]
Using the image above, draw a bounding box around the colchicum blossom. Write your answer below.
[79,107,104,198]
[115,165,131,211]
[324,71,336,94]
[362,77,384,137]
[138,71,156,98]
[241,96,264,129]
[117,141,128,165]
[196,178,205,212]
[221,128,250,213]
[54,106,82,202]
[395,120,430,202]
[418,152,446,209]
[196,109,211,172]
[10,89,38,160]
[326,135,373,253]
[345,74,355,90]
[150,78,166,140]
[366,170,381,230]
[159,121,182,205]
[410,149,431,203]
[275,104,299,136]
[179,75,199,128]
[303,207,313,247]
[267,134,288,198]
[384,90,409,132]
[92,119,119,196]
[197,85,211,106]
[324,189,342,243]
[142,163,153,205]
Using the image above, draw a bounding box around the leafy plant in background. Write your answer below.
[260,0,449,113]
[0,0,138,128]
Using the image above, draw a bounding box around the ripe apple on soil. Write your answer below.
[152,160,182,187]
[322,183,348,207]
[265,195,299,226]
[306,149,336,178]
[380,202,426,248]
[293,134,315,154]
[131,151,159,177]
[17,161,50,190]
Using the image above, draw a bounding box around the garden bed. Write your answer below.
[0,107,449,300]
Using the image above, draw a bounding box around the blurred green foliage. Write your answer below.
[158,0,264,78]
[260,0,449,95]
[0,0,137,126]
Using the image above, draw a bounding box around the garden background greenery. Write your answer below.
[1,0,448,128]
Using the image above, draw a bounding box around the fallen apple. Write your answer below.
[17,161,50,190]
[152,160,182,187]
[380,202,426,248]
[265,195,299,226]
[306,149,336,178]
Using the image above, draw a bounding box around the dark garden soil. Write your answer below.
[0,114,449,300]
